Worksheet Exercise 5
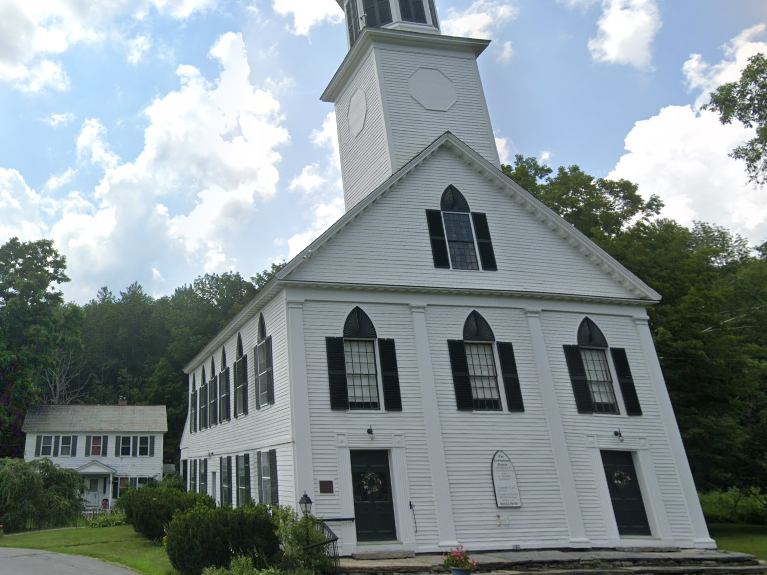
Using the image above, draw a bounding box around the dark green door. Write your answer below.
[351,450,397,542]
[601,450,651,536]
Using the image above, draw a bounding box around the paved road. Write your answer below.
[0,548,139,575]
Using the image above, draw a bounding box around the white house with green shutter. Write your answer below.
[179,0,714,555]
[23,404,167,509]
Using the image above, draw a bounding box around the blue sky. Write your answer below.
[1,0,766,303]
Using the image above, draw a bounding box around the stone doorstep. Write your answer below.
[339,550,763,575]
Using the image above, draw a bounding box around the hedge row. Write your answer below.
[117,487,215,540]
[699,489,767,525]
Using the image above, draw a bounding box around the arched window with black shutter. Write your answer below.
[255,314,274,409]
[234,334,248,417]
[190,375,198,433]
[426,185,497,271]
[563,318,641,416]
[326,306,402,411]
[219,346,231,422]
[447,311,524,412]
[200,367,208,430]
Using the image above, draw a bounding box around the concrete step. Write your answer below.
[342,564,767,575]
[352,551,418,560]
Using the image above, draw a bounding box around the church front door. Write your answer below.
[351,450,397,542]
[601,450,651,536]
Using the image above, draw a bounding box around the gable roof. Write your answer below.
[279,131,661,302]
[23,405,168,433]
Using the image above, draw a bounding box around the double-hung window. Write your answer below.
[255,315,274,409]
[234,334,248,417]
[220,457,233,506]
[426,185,497,271]
[90,436,102,456]
[200,368,209,430]
[465,342,502,411]
[257,450,278,506]
[59,436,72,457]
[40,436,53,457]
[219,347,231,422]
[581,348,619,414]
[120,436,131,456]
[399,0,427,24]
[345,340,379,409]
[236,455,251,507]
[138,436,150,457]
[199,460,208,495]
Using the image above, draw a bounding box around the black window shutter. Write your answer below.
[257,451,263,504]
[85,436,91,457]
[244,454,251,503]
[497,342,524,412]
[326,337,349,410]
[71,436,77,458]
[115,436,121,457]
[563,345,594,413]
[426,210,450,268]
[35,435,42,457]
[265,337,275,405]
[132,436,138,457]
[254,345,261,411]
[220,457,225,504]
[378,339,402,411]
[447,340,474,411]
[53,436,60,457]
[269,450,279,506]
[611,348,642,416]
[149,436,155,457]
[242,355,249,415]
[472,213,497,271]
[236,455,242,507]
[233,363,239,418]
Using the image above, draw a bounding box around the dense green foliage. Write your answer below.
[202,557,314,575]
[0,458,84,532]
[165,503,282,575]
[117,486,215,541]
[705,53,767,186]
[700,489,767,525]
[271,505,337,574]
[88,510,127,528]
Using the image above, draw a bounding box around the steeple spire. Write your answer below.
[339,0,441,49]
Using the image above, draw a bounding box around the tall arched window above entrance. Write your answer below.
[447,311,524,412]
[426,185,497,271]
[325,306,402,411]
[563,317,642,416]
[234,334,248,417]
[254,314,274,409]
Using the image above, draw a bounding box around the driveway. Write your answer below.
[0,548,138,575]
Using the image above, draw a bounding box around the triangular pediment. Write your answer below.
[77,461,116,475]
[280,132,659,303]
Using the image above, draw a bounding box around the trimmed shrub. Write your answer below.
[166,503,281,575]
[117,487,214,541]
[88,510,127,528]
[700,488,767,525]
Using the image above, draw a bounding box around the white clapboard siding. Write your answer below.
[181,292,295,506]
[336,49,393,211]
[288,147,637,301]
[424,303,571,548]
[25,433,164,479]
[377,46,498,171]
[540,310,695,545]
[301,299,440,550]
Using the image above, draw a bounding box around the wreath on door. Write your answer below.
[361,472,383,495]
[612,470,632,489]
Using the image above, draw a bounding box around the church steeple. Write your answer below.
[325,0,500,211]
[339,0,441,49]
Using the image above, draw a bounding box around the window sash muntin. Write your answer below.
[465,342,502,410]
[237,457,251,505]
[580,347,620,414]
[363,0,393,27]
[40,436,53,456]
[235,357,246,416]
[60,435,72,456]
[442,212,480,270]
[344,339,380,409]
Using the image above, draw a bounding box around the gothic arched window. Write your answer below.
[189,374,198,433]
[209,358,218,426]
[219,346,231,423]
[426,185,497,271]
[234,334,248,417]
[325,306,402,411]
[255,314,274,409]
[447,311,524,412]
[200,366,208,430]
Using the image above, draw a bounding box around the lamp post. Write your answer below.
[299,492,313,547]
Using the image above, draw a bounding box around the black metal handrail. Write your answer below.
[301,518,340,575]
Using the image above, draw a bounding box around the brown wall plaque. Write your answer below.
[319,480,334,494]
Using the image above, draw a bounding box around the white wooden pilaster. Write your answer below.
[410,304,458,548]
[633,317,715,548]
[525,309,589,545]
[287,299,315,509]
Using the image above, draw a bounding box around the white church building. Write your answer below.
[179,0,715,555]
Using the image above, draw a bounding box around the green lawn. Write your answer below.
[709,524,767,560]
[0,525,176,575]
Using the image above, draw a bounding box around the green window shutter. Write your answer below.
[472,213,497,271]
[265,337,274,405]
[378,339,402,411]
[611,348,643,416]
[115,436,121,457]
[326,337,349,410]
[132,436,138,457]
[269,450,278,506]
[71,436,78,457]
[563,345,594,413]
[257,451,263,504]
[53,436,60,457]
[426,210,450,268]
[244,454,251,504]
[85,436,91,457]
[102,436,108,457]
[497,342,524,412]
[149,436,155,457]
[447,340,474,411]
[35,435,42,457]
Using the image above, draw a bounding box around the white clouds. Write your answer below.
[77,119,121,169]
[0,0,215,92]
[495,136,512,165]
[271,0,343,36]
[0,169,49,240]
[127,34,152,65]
[42,112,76,128]
[587,0,661,70]
[43,168,77,192]
[683,24,767,109]
[290,163,326,194]
[442,0,518,61]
